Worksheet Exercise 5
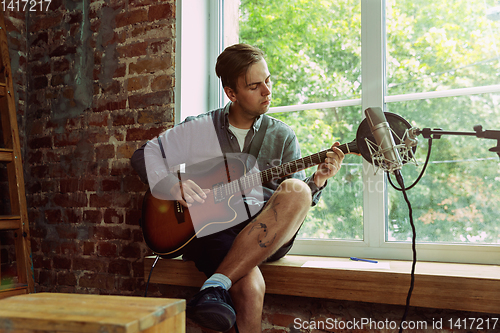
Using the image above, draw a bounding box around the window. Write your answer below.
[190,0,500,264]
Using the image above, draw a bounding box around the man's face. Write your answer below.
[230,59,272,117]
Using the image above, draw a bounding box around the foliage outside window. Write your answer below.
[238,0,500,248]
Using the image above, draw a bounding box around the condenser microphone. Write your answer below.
[364,107,405,186]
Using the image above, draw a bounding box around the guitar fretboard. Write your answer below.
[220,141,355,197]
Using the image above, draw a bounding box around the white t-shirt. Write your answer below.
[228,124,250,151]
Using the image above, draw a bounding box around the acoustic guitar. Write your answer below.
[141,140,359,258]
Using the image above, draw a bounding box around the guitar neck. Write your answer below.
[240,141,354,190]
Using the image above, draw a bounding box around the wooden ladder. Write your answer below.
[0,11,34,298]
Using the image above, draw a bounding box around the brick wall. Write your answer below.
[22,0,175,295]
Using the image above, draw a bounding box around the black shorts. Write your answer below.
[183,215,297,277]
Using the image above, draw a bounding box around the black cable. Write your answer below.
[389,138,433,191]
[144,255,160,297]
[397,175,417,333]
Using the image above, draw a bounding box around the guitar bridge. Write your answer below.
[213,183,226,203]
[174,201,185,223]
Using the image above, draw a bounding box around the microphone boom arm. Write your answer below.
[418,125,500,158]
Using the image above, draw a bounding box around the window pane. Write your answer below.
[239,0,362,106]
[386,93,500,244]
[271,108,364,240]
[386,0,500,95]
[237,0,363,240]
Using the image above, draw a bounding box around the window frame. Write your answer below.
[178,0,500,265]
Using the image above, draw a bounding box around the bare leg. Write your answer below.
[226,267,265,333]
[216,178,312,285]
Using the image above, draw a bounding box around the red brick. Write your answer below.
[57,271,77,286]
[117,42,148,58]
[60,178,79,193]
[89,192,131,208]
[79,272,115,290]
[151,75,172,91]
[54,132,81,147]
[42,239,61,255]
[124,123,158,142]
[53,255,72,269]
[129,90,172,109]
[38,270,56,286]
[55,225,79,239]
[87,130,111,144]
[120,243,141,258]
[33,254,52,270]
[123,175,146,192]
[53,58,70,72]
[117,143,137,159]
[96,144,115,159]
[112,112,135,126]
[108,259,131,276]
[30,165,49,178]
[63,208,82,224]
[149,39,173,54]
[131,261,144,278]
[104,208,124,224]
[51,74,65,86]
[129,57,171,75]
[115,9,148,28]
[93,226,131,241]
[148,3,173,21]
[73,258,107,271]
[126,210,142,227]
[50,45,78,57]
[101,80,121,95]
[27,151,43,164]
[93,99,127,112]
[88,113,109,127]
[60,241,79,255]
[29,14,64,31]
[83,210,102,224]
[118,277,137,291]
[98,242,117,257]
[113,64,126,78]
[30,62,51,76]
[44,209,62,224]
[102,178,121,192]
[127,76,149,91]
[110,160,133,176]
[83,241,95,255]
[68,12,82,24]
[33,76,48,89]
[80,178,98,191]
[53,193,88,207]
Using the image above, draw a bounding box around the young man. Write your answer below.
[133,44,345,332]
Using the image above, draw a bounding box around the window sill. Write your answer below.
[144,255,500,314]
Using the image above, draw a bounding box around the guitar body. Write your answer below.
[141,139,360,258]
[141,157,252,258]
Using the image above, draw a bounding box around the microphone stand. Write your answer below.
[418,125,500,158]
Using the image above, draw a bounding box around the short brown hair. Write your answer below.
[215,44,265,92]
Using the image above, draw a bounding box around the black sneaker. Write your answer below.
[186,286,237,332]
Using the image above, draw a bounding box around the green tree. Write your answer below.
[239,0,500,243]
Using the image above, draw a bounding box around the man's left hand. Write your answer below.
[314,142,345,187]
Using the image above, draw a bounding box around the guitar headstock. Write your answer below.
[337,140,361,156]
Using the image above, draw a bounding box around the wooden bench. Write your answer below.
[145,255,500,314]
[0,293,185,333]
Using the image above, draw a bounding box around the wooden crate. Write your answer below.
[0,293,185,333]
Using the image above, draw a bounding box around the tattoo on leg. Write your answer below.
[266,194,281,222]
[247,222,277,248]
[258,232,276,248]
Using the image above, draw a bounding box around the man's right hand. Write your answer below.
[170,179,210,208]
